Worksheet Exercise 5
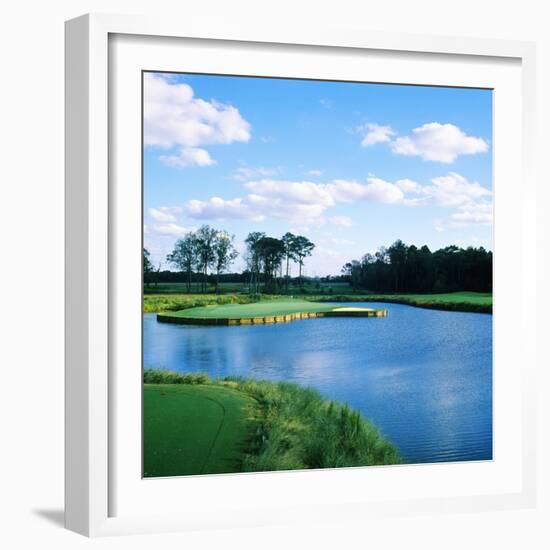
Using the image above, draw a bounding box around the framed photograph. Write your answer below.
[65,13,537,536]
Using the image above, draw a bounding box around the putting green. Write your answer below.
[143,384,257,477]
[157,299,387,325]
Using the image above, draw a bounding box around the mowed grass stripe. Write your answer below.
[143,384,257,477]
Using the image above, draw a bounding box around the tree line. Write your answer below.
[144,225,315,294]
[341,239,492,293]
[145,233,492,294]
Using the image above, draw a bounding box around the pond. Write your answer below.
[143,302,493,464]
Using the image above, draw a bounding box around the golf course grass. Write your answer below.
[143,383,257,477]
[157,299,387,325]
[143,370,401,477]
[144,291,492,314]
[310,291,492,313]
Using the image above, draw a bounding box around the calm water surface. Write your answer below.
[143,302,492,464]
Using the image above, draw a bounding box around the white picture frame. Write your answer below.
[65,13,537,537]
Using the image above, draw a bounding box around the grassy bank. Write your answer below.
[307,291,492,313]
[144,291,492,314]
[143,369,401,476]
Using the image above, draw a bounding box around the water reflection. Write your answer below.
[143,302,492,463]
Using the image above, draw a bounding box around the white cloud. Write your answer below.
[143,73,251,166]
[245,180,336,207]
[328,178,405,204]
[158,147,216,168]
[243,178,405,209]
[182,172,491,230]
[390,122,488,163]
[319,99,334,109]
[450,202,493,224]
[147,206,182,222]
[432,176,493,231]
[149,223,196,237]
[185,197,261,221]
[394,173,491,208]
[437,202,493,230]
[396,178,423,194]
[306,169,323,177]
[185,193,329,223]
[184,177,405,223]
[233,166,280,181]
[426,172,492,207]
[359,123,395,147]
[248,193,329,221]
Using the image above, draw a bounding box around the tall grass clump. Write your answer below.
[144,369,402,470]
[143,369,209,385]
[226,377,401,471]
[143,293,258,313]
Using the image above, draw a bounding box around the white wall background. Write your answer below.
[0,1,547,548]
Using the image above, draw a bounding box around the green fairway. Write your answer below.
[377,291,492,305]
[143,384,257,477]
[310,291,492,313]
[163,299,337,319]
[144,371,402,474]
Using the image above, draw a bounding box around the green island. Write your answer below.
[157,299,387,326]
[143,370,401,477]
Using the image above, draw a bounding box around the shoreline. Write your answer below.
[144,291,492,315]
[143,370,402,476]
[309,295,492,314]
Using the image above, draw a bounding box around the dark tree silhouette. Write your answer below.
[342,240,492,293]
[143,248,154,288]
[292,235,315,285]
[166,234,198,292]
[282,232,298,291]
[245,231,266,294]
[255,236,285,292]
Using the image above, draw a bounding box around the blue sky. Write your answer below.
[143,72,493,276]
